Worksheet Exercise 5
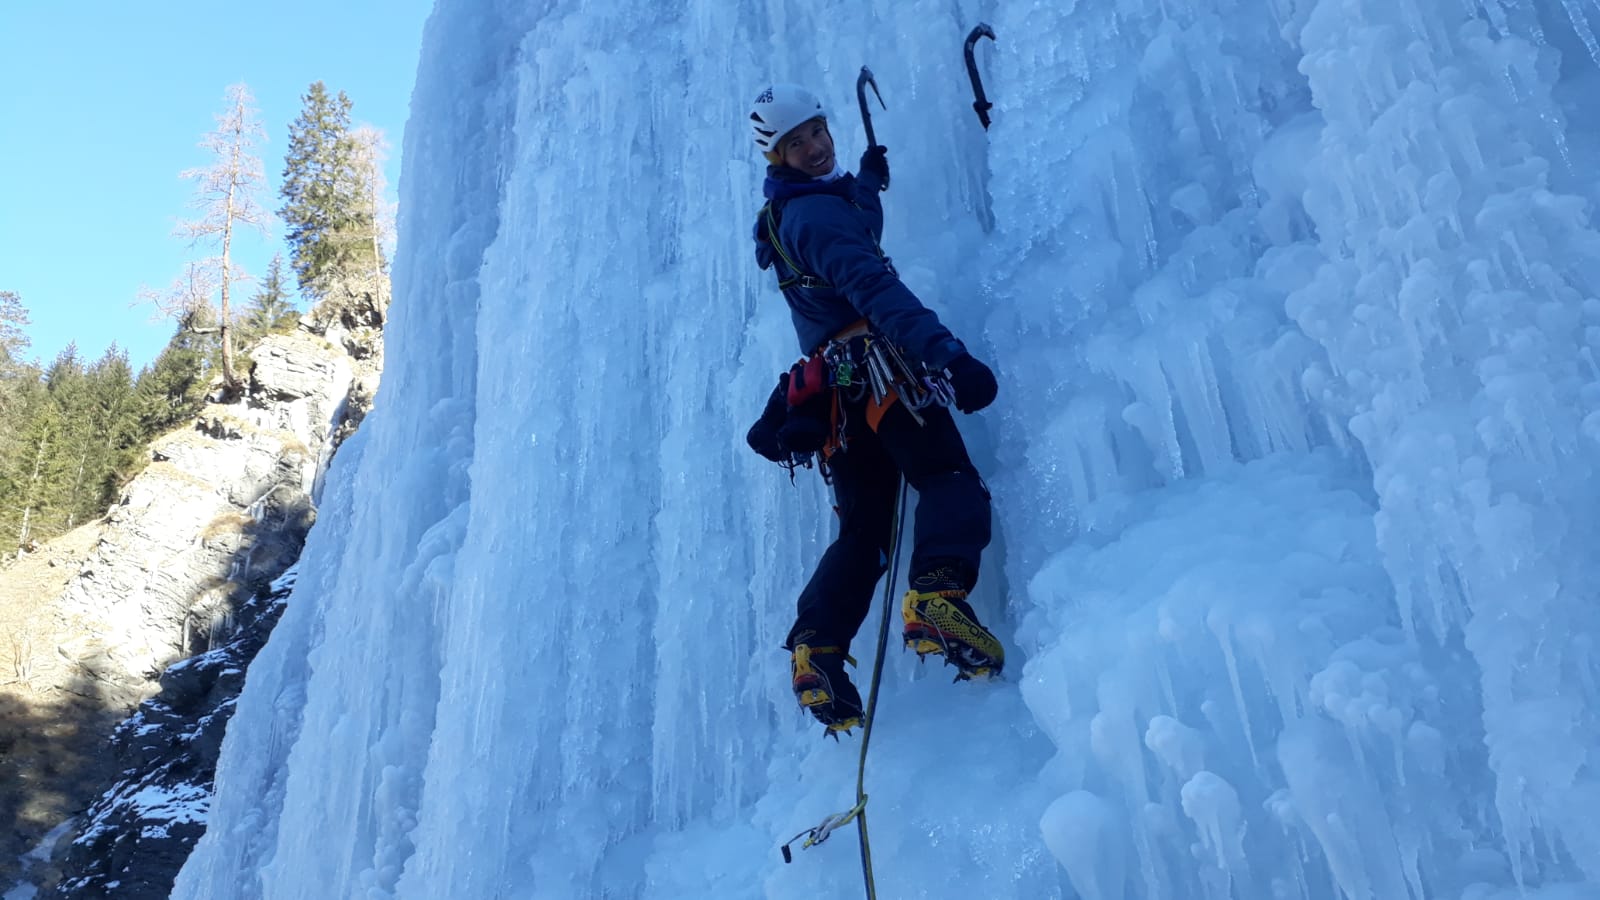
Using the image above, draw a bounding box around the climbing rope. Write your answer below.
[780,477,909,900]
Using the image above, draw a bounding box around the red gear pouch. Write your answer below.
[787,355,829,407]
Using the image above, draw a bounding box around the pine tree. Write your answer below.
[280,82,370,299]
[177,83,271,391]
[134,327,213,439]
[41,346,99,535]
[0,369,43,538]
[0,348,82,545]
[59,347,139,529]
[4,400,64,547]
[0,292,37,440]
[0,290,30,368]
[43,344,88,457]
[0,293,41,543]
[241,253,300,343]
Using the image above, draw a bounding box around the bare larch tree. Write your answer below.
[176,83,270,390]
[348,124,396,282]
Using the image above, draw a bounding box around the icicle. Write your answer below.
[1181,771,1251,896]
[1041,791,1130,900]
[1561,0,1600,67]
[1207,606,1261,768]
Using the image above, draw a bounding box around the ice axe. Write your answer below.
[964,23,996,129]
[856,66,888,188]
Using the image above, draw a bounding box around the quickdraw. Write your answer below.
[780,796,867,863]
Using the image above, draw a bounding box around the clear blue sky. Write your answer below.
[0,1,434,372]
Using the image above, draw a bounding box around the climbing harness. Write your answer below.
[964,24,996,129]
[778,325,954,479]
[779,478,909,900]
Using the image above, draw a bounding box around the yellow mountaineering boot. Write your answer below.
[791,643,864,737]
[902,566,1005,680]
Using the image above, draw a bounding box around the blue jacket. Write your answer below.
[753,165,967,369]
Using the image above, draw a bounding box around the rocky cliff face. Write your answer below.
[54,330,351,711]
[0,290,384,898]
[50,575,291,898]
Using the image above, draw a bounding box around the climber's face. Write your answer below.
[778,118,834,178]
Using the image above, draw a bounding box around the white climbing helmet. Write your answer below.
[749,83,826,156]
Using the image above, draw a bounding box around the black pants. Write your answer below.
[785,395,991,653]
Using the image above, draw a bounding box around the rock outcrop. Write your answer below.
[55,329,349,709]
[51,576,290,899]
[0,292,384,897]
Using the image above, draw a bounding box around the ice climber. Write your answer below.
[743,83,1005,737]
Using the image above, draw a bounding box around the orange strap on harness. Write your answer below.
[865,388,897,432]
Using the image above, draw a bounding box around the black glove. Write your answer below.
[859,145,889,189]
[746,374,791,462]
[944,354,997,414]
[777,414,829,453]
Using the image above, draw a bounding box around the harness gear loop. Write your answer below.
[778,478,908,900]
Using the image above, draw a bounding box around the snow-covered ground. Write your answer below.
[5,819,74,900]
[173,1,1600,897]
